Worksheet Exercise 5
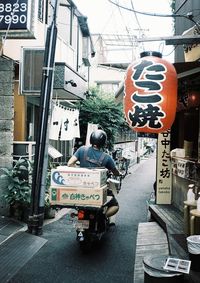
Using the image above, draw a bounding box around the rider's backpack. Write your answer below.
[83,146,106,167]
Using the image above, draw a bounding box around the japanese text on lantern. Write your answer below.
[156,130,172,204]
[124,55,177,134]
[129,60,166,130]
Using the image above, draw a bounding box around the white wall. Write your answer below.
[2,1,84,74]
[3,20,46,60]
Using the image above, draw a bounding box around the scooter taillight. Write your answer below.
[78,210,85,220]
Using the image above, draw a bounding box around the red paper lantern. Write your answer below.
[124,51,178,133]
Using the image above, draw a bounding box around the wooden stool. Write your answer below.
[184,200,197,235]
[190,209,200,235]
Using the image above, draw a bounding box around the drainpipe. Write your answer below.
[28,0,59,235]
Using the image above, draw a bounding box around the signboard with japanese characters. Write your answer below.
[172,157,196,181]
[156,130,172,204]
[183,25,200,62]
[124,51,177,134]
[0,0,36,38]
[176,159,187,178]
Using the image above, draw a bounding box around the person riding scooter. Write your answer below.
[67,129,121,218]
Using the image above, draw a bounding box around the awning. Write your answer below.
[175,62,200,92]
[174,61,200,77]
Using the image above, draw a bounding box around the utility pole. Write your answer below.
[28,0,59,235]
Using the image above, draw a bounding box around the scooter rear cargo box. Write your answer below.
[50,185,107,207]
[51,167,107,189]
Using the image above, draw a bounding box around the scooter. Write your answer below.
[69,174,123,252]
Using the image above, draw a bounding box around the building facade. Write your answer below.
[171,0,200,210]
[113,0,200,211]
[0,0,94,214]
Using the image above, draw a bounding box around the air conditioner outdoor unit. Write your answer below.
[13,142,63,161]
[13,141,36,161]
[20,47,45,95]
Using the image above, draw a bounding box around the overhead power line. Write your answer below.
[107,0,183,18]
[130,0,145,50]
[107,0,200,33]
[174,0,189,14]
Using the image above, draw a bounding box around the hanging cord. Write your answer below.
[108,0,200,32]
[0,0,20,56]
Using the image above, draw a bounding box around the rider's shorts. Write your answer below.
[107,190,119,207]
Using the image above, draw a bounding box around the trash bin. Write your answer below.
[143,255,184,283]
[187,235,200,271]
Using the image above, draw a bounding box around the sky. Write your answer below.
[73,0,175,63]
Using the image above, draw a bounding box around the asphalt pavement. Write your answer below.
[2,153,157,283]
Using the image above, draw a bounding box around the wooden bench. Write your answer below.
[134,205,200,283]
[133,222,169,283]
[149,204,188,259]
[149,204,185,234]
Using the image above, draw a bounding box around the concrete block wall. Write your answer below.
[0,57,14,215]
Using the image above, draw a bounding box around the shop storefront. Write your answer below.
[171,61,200,212]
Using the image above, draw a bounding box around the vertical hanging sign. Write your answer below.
[156,130,172,204]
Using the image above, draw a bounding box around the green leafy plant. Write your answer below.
[77,87,127,150]
[44,169,51,209]
[44,161,55,206]
[44,161,57,219]
[0,159,33,206]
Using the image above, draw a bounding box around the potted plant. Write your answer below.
[0,158,33,221]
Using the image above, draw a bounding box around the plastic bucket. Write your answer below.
[143,255,184,283]
[187,235,200,271]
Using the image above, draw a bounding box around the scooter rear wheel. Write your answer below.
[79,238,93,253]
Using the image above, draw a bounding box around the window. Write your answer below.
[58,3,75,46]
[21,48,44,93]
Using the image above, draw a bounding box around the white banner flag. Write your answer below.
[85,123,98,146]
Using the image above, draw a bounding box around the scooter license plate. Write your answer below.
[75,220,89,229]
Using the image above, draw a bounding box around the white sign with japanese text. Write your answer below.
[156,130,172,204]
[177,159,187,178]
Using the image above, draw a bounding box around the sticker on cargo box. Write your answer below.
[52,171,66,185]
[51,170,106,188]
[50,187,106,206]
[64,193,100,201]
[51,189,101,201]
